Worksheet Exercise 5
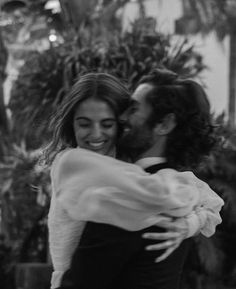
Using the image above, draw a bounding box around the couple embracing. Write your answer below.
[43,68,224,289]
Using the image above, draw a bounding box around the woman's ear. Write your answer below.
[154,113,176,136]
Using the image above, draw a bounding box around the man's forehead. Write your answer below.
[131,83,154,102]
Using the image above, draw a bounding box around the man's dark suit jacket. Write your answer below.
[59,163,191,289]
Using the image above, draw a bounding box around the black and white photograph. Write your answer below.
[0,1,234,289]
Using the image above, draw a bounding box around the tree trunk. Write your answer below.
[59,0,97,30]
[58,0,129,32]
[0,29,8,134]
[228,29,236,128]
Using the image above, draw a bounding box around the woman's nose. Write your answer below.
[91,125,103,138]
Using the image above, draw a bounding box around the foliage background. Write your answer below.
[0,1,236,289]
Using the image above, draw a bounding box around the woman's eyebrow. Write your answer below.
[74,116,91,121]
[74,117,116,121]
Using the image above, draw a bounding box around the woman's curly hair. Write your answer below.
[138,68,218,170]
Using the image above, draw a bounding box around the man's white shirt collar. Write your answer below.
[135,157,167,170]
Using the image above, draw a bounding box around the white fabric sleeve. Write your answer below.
[51,148,201,231]
[194,178,224,237]
[184,212,201,238]
[182,178,224,238]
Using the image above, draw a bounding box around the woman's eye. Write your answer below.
[78,122,90,128]
[102,121,116,129]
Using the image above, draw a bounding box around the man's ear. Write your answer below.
[154,113,176,136]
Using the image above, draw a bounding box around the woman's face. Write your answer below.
[73,98,118,156]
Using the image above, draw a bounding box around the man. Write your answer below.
[59,68,222,289]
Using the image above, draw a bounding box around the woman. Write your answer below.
[44,72,223,289]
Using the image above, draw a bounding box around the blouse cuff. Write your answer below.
[185,212,202,238]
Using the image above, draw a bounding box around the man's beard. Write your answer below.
[117,126,154,161]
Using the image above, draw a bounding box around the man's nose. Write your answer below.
[119,109,129,123]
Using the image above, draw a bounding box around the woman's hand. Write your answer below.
[142,218,189,263]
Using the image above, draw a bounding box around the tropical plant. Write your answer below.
[9,17,206,149]
[62,19,206,88]
[9,48,64,148]
[0,142,51,263]
[182,115,236,289]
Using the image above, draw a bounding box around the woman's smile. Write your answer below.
[73,98,118,156]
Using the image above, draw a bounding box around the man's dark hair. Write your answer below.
[138,68,217,170]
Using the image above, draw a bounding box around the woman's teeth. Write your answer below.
[88,141,105,147]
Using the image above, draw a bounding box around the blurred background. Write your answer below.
[0,1,236,288]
